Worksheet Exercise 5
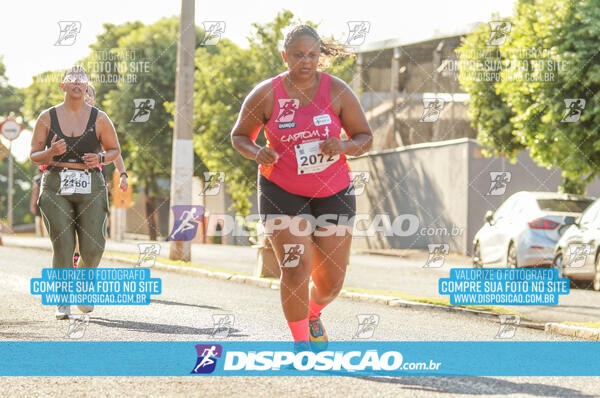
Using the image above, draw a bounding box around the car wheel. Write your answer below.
[507,243,518,268]
[553,251,565,279]
[473,242,483,268]
[594,254,600,292]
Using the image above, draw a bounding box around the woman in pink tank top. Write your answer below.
[231,25,372,351]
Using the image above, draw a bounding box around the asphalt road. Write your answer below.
[1,245,598,397]
[7,236,600,324]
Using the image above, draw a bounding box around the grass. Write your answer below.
[562,321,600,329]
[338,287,522,316]
[103,251,252,276]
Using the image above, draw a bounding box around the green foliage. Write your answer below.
[460,0,600,194]
[22,71,64,122]
[0,56,23,120]
[457,17,524,159]
[102,17,181,197]
[0,158,37,225]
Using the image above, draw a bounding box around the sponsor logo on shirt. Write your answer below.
[281,126,330,143]
[313,114,331,126]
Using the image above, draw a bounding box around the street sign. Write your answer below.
[0,142,8,161]
[0,119,22,141]
[112,170,133,208]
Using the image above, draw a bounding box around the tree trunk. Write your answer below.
[143,180,159,241]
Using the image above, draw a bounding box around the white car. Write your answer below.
[473,192,594,268]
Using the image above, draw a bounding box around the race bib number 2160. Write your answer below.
[59,170,91,195]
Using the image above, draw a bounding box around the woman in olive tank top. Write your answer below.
[30,66,122,320]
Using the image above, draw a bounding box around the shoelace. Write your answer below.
[309,317,323,336]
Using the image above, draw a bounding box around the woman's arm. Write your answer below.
[30,111,66,165]
[231,81,279,165]
[83,111,120,167]
[320,77,373,157]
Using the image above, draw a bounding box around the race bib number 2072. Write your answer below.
[294,140,339,175]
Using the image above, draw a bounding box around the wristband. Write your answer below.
[100,153,105,164]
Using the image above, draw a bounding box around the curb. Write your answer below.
[5,241,594,340]
[544,323,600,340]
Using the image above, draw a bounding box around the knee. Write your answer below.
[79,243,104,268]
[315,274,345,300]
[280,263,311,288]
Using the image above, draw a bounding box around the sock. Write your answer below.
[287,317,309,342]
[309,299,327,317]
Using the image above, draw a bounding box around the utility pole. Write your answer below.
[169,0,195,261]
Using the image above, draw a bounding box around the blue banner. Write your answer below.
[0,341,597,376]
[439,268,569,305]
[30,268,161,305]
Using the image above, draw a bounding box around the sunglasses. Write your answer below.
[63,74,89,84]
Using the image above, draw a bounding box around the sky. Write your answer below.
[0,0,515,161]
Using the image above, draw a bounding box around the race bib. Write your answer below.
[59,169,91,195]
[294,140,339,175]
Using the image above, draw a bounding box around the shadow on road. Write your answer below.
[89,317,247,337]
[150,299,220,310]
[349,375,592,397]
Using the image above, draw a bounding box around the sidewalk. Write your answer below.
[5,234,600,330]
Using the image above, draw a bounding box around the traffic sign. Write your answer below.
[0,119,22,141]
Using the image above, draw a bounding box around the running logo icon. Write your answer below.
[191,344,222,374]
[55,21,81,46]
[345,171,370,196]
[345,21,370,46]
[168,205,205,241]
[201,172,225,196]
[565,244,590,268]
[275,99,299,124]
[486,171,511,196]
[561,99,586,123]
[420,98,445,122]
[201,21,225,46]
[130,99,155,122]
[495,315,520,339]
[64,315,89,339]
[353,314,379,339]
[424,244,449,268]
[135,243,161,267]
[211,314,234,338]
[281,244,304,268]
[487,21,512,46]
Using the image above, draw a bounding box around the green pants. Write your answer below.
[38,169,109,269]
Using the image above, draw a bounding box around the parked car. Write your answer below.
[473,192,594,268]
[553,198,600,290]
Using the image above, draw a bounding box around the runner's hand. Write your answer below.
[49,135,67,156]
[83,153,101,168]
[319,137,346,156]
[119,175,128,192]
[255,147,279,165]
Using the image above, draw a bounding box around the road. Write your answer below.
[1,245,598,397]
[6,236,600,324]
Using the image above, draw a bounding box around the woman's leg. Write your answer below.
[38,171,77,269]
[76,172,109,269]
[267,216,314,342]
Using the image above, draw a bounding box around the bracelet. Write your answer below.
[120,172,128,178]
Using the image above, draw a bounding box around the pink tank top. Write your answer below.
[259,72,351,198]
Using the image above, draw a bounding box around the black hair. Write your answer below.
[283,24,354,63]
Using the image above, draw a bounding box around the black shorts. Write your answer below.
[258,173,356,227]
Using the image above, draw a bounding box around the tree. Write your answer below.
[0,56,23,119]
[460,0,600,194]
[103,17,205,239]
[498,0,600,193]
[456,16,523,159]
